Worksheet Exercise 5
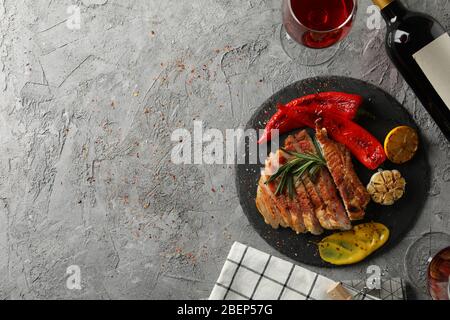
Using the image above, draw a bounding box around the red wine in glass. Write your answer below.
[405,232,450,299]
[282,0,356,50]
[428,247,450,300]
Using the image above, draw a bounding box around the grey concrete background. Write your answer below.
[0,0,448,300]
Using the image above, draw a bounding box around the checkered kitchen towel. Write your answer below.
[209,242,406,300]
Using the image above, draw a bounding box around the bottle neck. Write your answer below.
[379,1,408,26]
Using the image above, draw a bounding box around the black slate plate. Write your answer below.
[236,76,430,267]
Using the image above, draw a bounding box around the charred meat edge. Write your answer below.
[315,124,370,220]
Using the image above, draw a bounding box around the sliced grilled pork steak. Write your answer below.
[290,131,351,230]
[283,135,323,235]
[315,124,370,220]
[257,151,308,234]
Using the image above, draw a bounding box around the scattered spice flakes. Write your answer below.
[185,252,197,263]
[176,60,185,72]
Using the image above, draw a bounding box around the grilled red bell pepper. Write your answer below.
[258,92,363,144]
[285,91,363,119]
[283,107,386,170]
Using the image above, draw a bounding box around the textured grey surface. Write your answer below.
[0,0,448,300]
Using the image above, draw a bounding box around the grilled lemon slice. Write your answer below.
[384,126,419,164]
[367,170,406,205]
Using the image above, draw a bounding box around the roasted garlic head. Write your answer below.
[367,170,406,205]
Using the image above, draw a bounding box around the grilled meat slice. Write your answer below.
[256,178,283,229]
[314,170,352,229]
[301,176,328,228]
[266,151,293,227]
[290,131,352,230]
[283,135,323,235]
[274,190,308,234]
[260,155,291,228]
[294,180,323,235]
[315,125,370,220]
[301,174,351,230]
[257,151,307,233]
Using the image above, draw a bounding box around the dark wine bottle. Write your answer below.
[373,0,450,141]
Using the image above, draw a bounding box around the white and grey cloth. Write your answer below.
[209,242,406,300]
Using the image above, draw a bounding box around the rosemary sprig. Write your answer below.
[265,138,326,198]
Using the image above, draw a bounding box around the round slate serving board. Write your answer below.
[236,76,430,267]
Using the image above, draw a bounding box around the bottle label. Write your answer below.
[413,33,450,111]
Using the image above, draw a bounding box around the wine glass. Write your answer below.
[428,246,450,300]
[404,232,450,300]
[281,0,357,66]
[448,276,450,298]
